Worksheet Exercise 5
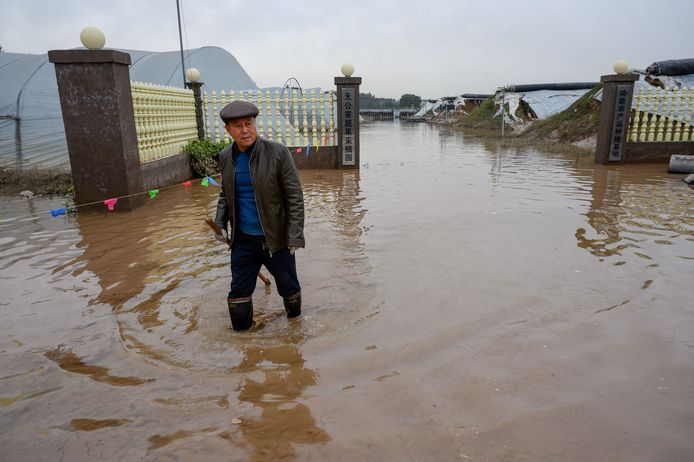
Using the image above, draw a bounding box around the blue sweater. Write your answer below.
[234,152,264,235]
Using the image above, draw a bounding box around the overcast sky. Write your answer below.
[2,0,693,99]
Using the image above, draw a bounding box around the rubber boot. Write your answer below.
[283,292,301,318]
[228,297,253,331]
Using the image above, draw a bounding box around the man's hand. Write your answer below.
[215,229,228,244]
[289,246,298,255]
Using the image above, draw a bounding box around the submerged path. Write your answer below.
[1,122,693,461]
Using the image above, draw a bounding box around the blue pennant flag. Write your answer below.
[305,144,311,159]
[207,176,221,187]
[50,208,67,217]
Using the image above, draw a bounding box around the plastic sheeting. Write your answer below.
[642,73,694,90]
[0,46,258,170]
[414,95,489,118]
[497,88,592,121]
[0,52,68,169]
[414,100,440,118]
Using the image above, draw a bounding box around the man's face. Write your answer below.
[225,116,257,152]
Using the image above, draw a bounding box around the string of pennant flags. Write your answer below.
[2,142,314,222]
[51,176,221,217]
[2,175,222,223]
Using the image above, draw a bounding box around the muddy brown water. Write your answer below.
[1,122,693,461]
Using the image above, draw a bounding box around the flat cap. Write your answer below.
[220,101,259,123]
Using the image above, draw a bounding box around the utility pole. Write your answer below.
[176,0,186,87]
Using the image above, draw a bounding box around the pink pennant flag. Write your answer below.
[184,181,192,190]
[295,148,302,153]
[104,198,118,211]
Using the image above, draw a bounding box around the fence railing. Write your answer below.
[629,87,694,142]
[203,88,336,146]
[131,81,198,162]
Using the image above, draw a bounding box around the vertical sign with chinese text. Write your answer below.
[608,84,632,162]
[341,87,355,166]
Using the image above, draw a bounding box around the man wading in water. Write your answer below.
[213,101,305,331]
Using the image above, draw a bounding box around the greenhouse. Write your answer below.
[0,46,258,170]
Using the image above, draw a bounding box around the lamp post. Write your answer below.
[185,67,205,140]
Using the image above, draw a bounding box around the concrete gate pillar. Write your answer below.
[595,73,639,164]
[48,49,144,210]
[335,71,361,169]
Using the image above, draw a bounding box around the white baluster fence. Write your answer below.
[131,81,198,162]
[203,88,337,146]
[629,87,694,142]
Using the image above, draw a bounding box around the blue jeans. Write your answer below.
[228,232,301,299]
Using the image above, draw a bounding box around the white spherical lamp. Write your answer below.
[80,27,106,50]
[613,59,628,74]
[186,67,201,82]
[341,63,354,77]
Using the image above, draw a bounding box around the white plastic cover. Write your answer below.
[414,100,438,118]
[497,89,591,122]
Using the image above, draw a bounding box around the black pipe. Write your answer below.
[645,59,694,76]
[461,93,492,100]
[503,82,598,92]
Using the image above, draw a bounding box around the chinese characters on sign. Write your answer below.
[342,87,355,166]
[608,85,632,162]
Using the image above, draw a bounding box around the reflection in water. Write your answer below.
[576,165,694,263]
[575,168,628,258]
[50,187,231,369]
[233,344,330,461]
[70,418,131,431]
[303,170,365,250]
[52,212,159,310]
[332,171,366,257]
[475,136,693,267]
[45,346,154,386]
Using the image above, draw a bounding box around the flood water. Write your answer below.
[1,122,693,461]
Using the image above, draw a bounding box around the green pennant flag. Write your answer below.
[148,189,160,198]
[201,177,209,187]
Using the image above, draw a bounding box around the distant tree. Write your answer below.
[399,94,421,109]
[360,92,397,110]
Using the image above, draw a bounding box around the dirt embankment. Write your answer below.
[456,98,501,131]
[450,84,603,152]
[517,84,602,149]
[0,168,73,197]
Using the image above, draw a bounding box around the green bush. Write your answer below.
[184,139,231,177]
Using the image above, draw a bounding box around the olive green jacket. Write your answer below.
[214,137,305,253]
